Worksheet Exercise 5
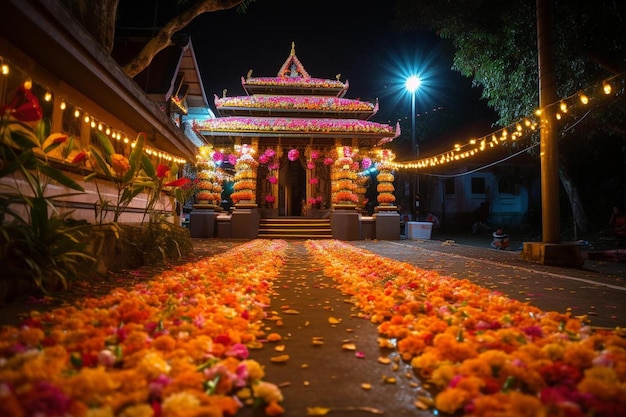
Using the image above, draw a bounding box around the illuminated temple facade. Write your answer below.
[195,44,399,217]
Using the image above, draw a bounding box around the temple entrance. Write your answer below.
[279,158,307,216]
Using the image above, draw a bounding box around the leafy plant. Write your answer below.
[88,130,151,223]
[0,85,95,298]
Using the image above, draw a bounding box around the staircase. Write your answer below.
[257,217,332,239]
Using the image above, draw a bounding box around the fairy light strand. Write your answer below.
[391,70,626,171]
[0,57,187,165]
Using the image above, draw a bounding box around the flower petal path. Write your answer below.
[2,238,626,416]
[306,240,626,416]
[0,240,289,417]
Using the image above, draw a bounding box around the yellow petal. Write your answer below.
[307,407,331,416]
[270,354,290,363]
[328,317,341,324]
[267,333,282,342]
[342,343,356,351]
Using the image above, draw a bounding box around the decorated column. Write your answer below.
[331,146,358,209]
[231,144,259,208]
[373,149,400,240]
[375,149,397,212]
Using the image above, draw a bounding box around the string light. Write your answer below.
[0,57,188,165]
[579,93,589,104]
[391,70,625,171]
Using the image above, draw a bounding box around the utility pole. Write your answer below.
[537,0,560,244]
[522,0,583,266]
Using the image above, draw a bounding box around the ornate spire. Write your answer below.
[291,41,295,56]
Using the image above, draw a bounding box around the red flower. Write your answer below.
[164,177,191,187]
[156,164,171,179]
[2,85,43,122]
[71,151,88,164]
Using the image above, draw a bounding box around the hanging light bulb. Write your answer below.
[1,63,9,75]
[44,91,52,102]
[74,109,80,118]
[603,82,612,95]
[580,94,589,105]
[559,101,567,112]
[60,101,67,110]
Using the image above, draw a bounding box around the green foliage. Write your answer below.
[393,0,626,125]
[89,130,159,223]
[0,113,95,299]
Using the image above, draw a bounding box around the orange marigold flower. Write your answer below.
[265,400,285,416]
[434,387,470,414]
[110,153,130,175]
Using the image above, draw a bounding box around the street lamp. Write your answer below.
[405,75,421,220]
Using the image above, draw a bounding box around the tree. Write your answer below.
[394,0,626,234]
[61,0,251,76]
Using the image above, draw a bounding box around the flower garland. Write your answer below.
[376,151,396,206]
[0,240,289,417]
[244,76,345,89]
[231,147,258,204]
[305,240,626,417]
[331,147,358,205]
[216,95,374,112]
[196,117,396,135]
[258,148,279,207]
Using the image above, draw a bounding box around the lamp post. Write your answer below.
[405,75,421,220]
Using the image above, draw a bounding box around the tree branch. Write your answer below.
[122,0,246,77]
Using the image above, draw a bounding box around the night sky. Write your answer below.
[117,0,494,127]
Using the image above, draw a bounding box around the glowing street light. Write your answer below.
[405,75,421,220]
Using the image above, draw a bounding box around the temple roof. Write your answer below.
[214,95,378,120]
[241,43,348,97]
[195,117,399,140]
[196,43,399,148]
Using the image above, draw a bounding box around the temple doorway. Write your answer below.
[279,158,306,216]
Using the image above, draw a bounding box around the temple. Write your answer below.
[193,44,400,239]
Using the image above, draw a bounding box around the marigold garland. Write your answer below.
[304,240,626,417]
[0,240,288,417]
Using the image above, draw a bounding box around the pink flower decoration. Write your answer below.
[309,177,319,185]
[258,154,269,164]
[288,149,299,161]
[310,150,320,159]
[269,163,280,170]
[213,151,224,162]
[361,157,372,170]
[228,154,237,165]
[307,161,315,170]
[323,157,334,165]
[264,148,276,158]
[268,176,278,184]
[265,195,276,203]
